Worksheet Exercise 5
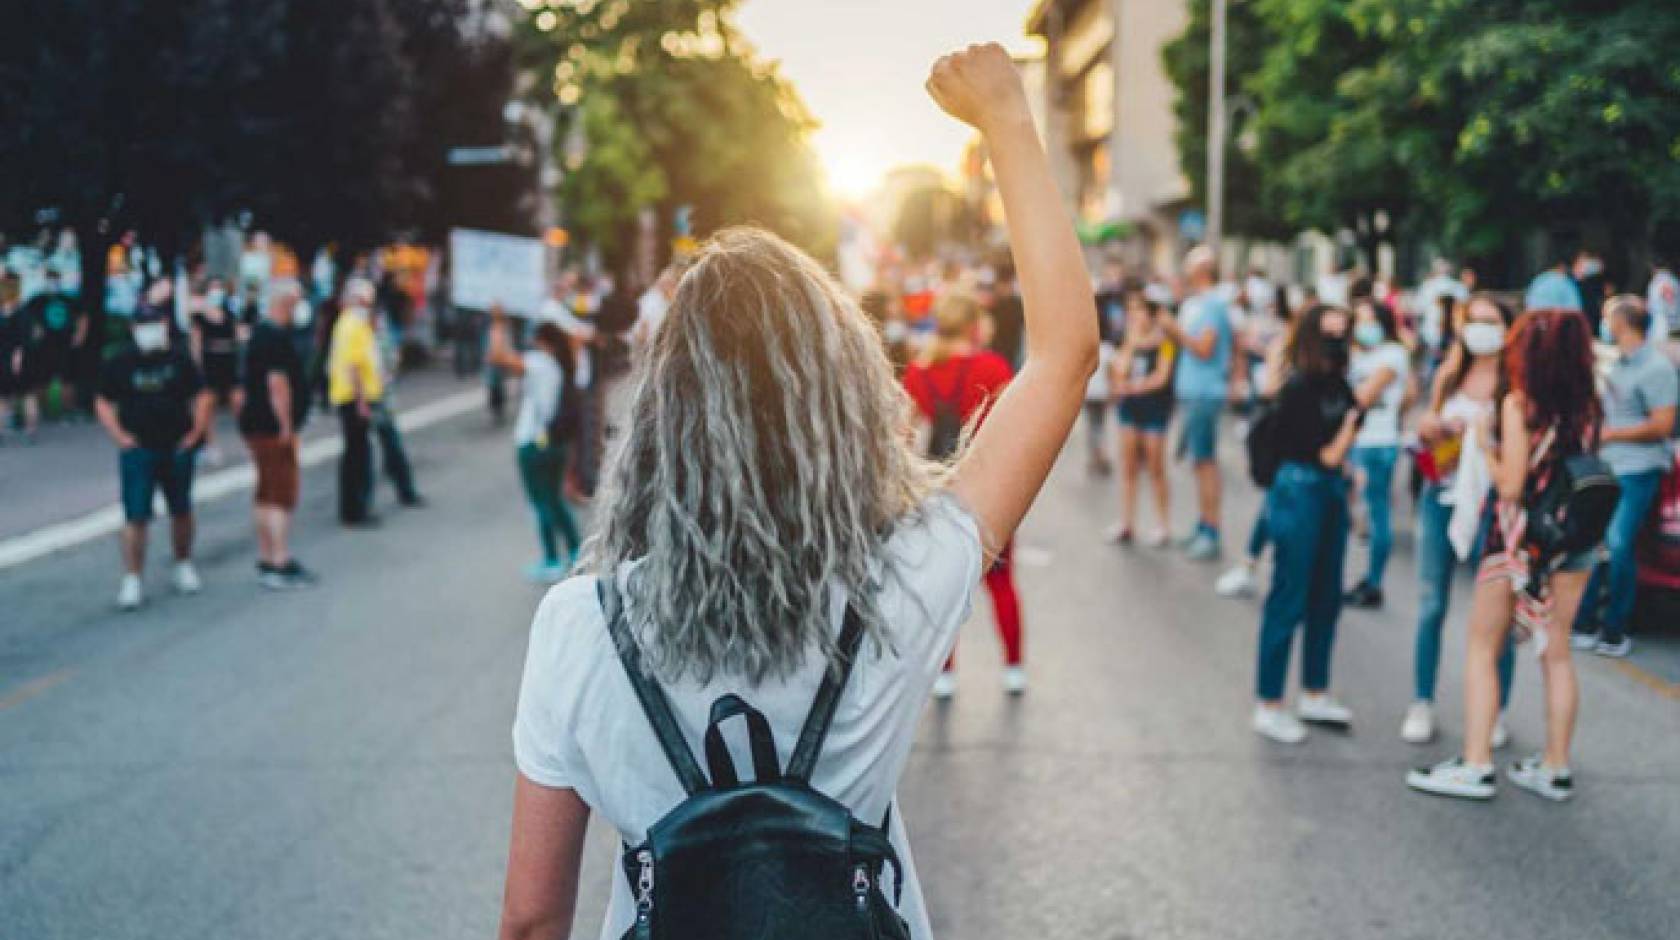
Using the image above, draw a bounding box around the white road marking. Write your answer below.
[0,389,484,572]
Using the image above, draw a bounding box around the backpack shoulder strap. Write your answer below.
[784,604,867,783]
[597,576,709,795]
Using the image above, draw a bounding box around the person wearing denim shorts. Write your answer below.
[94,309,211,610]
[1159,247,1232,561]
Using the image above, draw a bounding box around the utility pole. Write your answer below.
[1206,0,1227,257]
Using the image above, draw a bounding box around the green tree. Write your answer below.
[517,0,835,268]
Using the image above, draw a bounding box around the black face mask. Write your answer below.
[1323,334,1350,368]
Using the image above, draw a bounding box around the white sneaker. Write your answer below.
[1507,755,1575,802]
[117,574,144,611]
[172,561,202,595]
[1593,637,1633,658]
[1297,693,1353,728]
[1002,666,1027,695]
[1215,564,1258,598]
[931,672,958,700]
[1490,713,1511,751]
[1407,757,1497,800]
[1144,528,1170,548]
[1252,705,1307,744]
[1400,701,1435,744]
[1569,631,1600,651]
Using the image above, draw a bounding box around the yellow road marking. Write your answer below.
[1613,660,1680,700]
[0,669,74,711]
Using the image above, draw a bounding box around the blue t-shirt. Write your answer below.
[1601,344,1679,476]
[1173,291,1232,400]
[1524,269,1584,312]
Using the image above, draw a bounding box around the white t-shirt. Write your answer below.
[636,286,670,341]
[512,496,982,940]
[513,350,562,446]
[1350,341,1409,447]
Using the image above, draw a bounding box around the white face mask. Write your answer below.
[133,322,169,352]
[1461,322,1505,357]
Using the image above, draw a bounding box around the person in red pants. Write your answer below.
[903,288,1026,697]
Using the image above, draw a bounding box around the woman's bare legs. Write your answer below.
[1144,432,1169,535]
[1462,578,1515,767]
[1117,424,1141,532]
[1539,569,1588,768]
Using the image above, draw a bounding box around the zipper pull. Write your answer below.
[635,849,655,926]
[852,864,871,911]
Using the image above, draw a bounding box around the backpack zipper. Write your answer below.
[635,849,655,928]
[852,864,871,912]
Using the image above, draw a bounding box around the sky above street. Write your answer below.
[734,0,1039,197]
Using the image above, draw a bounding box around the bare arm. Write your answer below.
[182,391,213,449]
[928,44,1100,555]
[1483,394,1530,500]
[1318,410,1361,468]
[1160,315,1219,360]
[95,397,137,449]
[1601,405,1676,445]
[1353,365,1397,410]
[498,777,590,940]
[487,307,527,376]
[268,371,294,440]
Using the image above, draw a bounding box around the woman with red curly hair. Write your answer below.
[1409,308,1603,803]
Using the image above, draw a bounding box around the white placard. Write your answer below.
[449,228,545,317]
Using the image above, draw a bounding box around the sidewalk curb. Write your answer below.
[0,389,483,572]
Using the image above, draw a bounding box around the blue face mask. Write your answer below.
[1354,322,1385,348]
[1599,316,1614,345]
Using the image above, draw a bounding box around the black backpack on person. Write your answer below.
[598,579,910,940]
[1245,398,1283,487]
[1528,453,1620,557]
[925,358,973,461]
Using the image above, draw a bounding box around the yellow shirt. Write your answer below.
[327,311,384,405]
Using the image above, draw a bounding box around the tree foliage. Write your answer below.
[517,0,835,267]
[1163,0,1680,267]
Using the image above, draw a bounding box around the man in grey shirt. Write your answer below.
[1573,296,1679,656]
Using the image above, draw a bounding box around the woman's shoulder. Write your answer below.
[526,574,614,669]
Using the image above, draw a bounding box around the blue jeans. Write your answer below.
[1350,445,1399,589]
[1414,484,1513,705]
[1245,501,1270,560]
[1256,462,1348,701]
[1177,397,1223,464]
[1574,469,1664,643]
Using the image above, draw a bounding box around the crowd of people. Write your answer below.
[0,228,443,607]
[844,232,1678,806]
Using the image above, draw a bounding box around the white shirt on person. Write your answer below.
[539,297,594,388]
[512,350,562,447]
[512,495,983,940]
[636,286,671,340]
[1350,341,1409,447]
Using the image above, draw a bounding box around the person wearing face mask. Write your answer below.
[328,278,422,525]
[1248,305,1363,744]
[1344,300,1410,609]
[1573,249,1607,335]
[95,307,213,611]
[1401,295,1518,745]
[1572,296,1678,658]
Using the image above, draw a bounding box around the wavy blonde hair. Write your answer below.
[582,227,948,684]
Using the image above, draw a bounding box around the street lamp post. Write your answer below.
[1206,0,1228,258]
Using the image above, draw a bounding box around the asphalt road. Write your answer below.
[2,405,1678,940]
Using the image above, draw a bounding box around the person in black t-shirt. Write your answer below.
[95,307,213,611]
[986,263,1025,370]
[1250,303,1363,746]
[1,273,39,441]
[240,283,315,589]
[20,268,87,413]
[190,277,244,466]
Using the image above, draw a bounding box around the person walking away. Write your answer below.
[486,308,583,583]
[1408,308,1602,802]
[328,279,384,525]
[1524,252,1585,313]
[1159,245,1233,560]
[986,262,1025,370]
[1571,296,1677,657]
[21,268,86,419]
[1249,305,1362,744]
[1344,299,1410,608]
[0,274,38,442]
[1108,286,1175,546]
[1401,295,1519,745]
[498,45,1097,940]
[1646,255,1678,346]
[241,283,314,589]
[94,307,211,610]
[903,290,1025,698]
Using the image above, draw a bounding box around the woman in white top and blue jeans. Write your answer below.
[497,45,1099,940]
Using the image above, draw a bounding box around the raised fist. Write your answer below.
[926,43,1029,135]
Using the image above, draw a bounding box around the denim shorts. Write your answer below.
[119,447,197,523]
[1557,546,1603,573]
[1117,410,1170,435]
[1177,397,1224,463]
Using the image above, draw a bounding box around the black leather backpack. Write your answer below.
[598,579,910,940]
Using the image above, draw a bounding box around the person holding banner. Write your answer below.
[486,305,583,582]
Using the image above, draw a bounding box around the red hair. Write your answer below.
[1504,308,1601,449]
